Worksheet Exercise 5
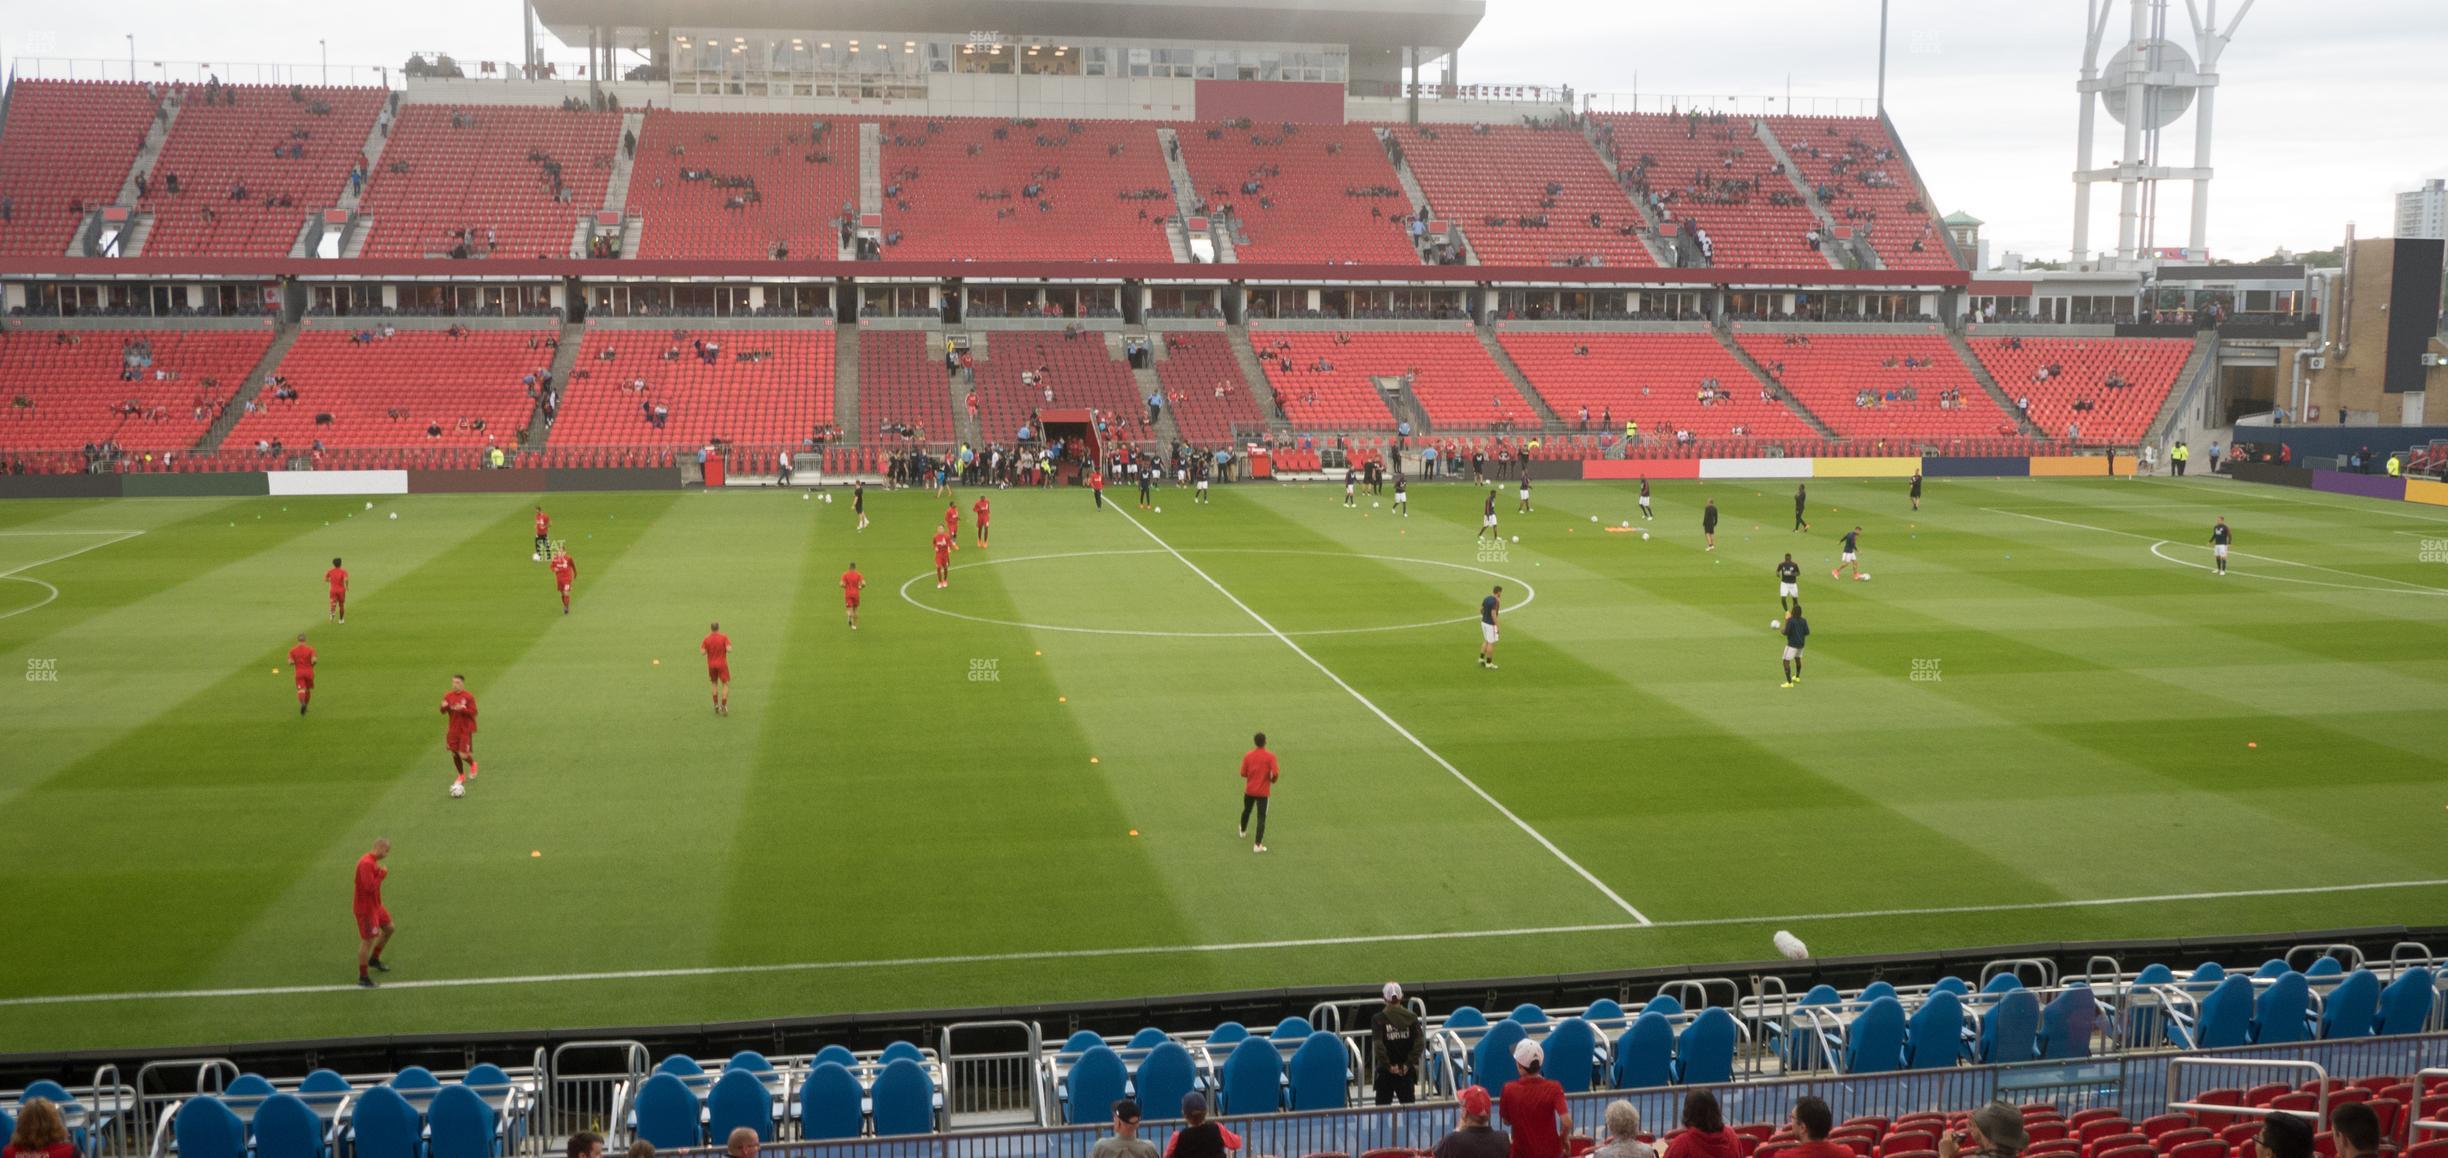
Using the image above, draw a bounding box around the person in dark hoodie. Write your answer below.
[1433,1087,1510,1158]
[1371,981,1423,1105]
[1664,1091,1741,1158]
[1164,1094,1240,1158]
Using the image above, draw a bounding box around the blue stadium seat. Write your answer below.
[175,1097,248,1158]
[254,1094,326,1158]
[879,1042,926,1067]
[869,1058,934,1137]
[1508,1004,1548,1026]
[813,1045,856,1069]
[226,1075,276,1101]
[797,1063,862,1142]
[427,1085,497,1158]
[1207,1021,1251,1046]
[1133,1042,1197,1122]
[1844,996,1906,1074]
[350,1087,423,1158]
[1980,988,2042,1064]
[1677,1008,1737,1084]
[1218,1037,1283,1116]
[1470,1020,1527,1096]
[1611,1012,1675,1090]
[1643,994,1684,1017]
[1061,1030,1106,1054]
[1286,1035,1347,1110]
[21,1081,74,1105]
[1859,981,1898,1003]
[1906,990,1965,1069]
[389,1068,442,1092]
[2040,986,2096,1060]
[655,1055,706,1078]
[2320,970,2382,1039]
[705,1067,774,1142]
[726,1052,774,1074]
[2188,963,2227,984]
[1127,1028,1172,1050]
[1933,977,1971,996]
[2253,959,2290,979]
[1584,999,1625,1024]
[1271,1016,1315,1041]
[462,1065,512,1093]
[2253,971,2312,1044]
[1982,974,2025,995]
[1064,1047,1127,1125]
[2377,968,2436,1036]
[1541,1018,1600,1093]
[2189,975,2254,1049]
[1442,1007,1488,1030]
[633,1073,702,1150]
[1783,985,1843,1071]
[2306,958,2345,978]
[0,1110,12,1149]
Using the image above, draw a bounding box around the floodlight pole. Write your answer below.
[1874,0,1888,114]
[522,0,538,78]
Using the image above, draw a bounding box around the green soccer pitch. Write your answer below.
[2,474,2445,1053]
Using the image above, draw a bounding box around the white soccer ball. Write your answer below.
[365,501,374,510]
[1640,532,1650,541]
[1857,573,1872,582]
[1772,619,1784,630]
[1155,506,1163,513]
[449,781,465,798]
[1589,515,1599,523]
[1372,501,1380,508]
[1510,535,1519,543]
[1620,520,1630,528]
[802,492,810,500]
[532,552,542,562]
[388,512,398,520]
[824,494,833,503]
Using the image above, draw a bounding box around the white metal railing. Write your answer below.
[7,57,394,87]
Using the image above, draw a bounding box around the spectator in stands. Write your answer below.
[1782,1098,1848,1158]
[5,1098,74,1158]
[1663,1091,1738,1158]
[1593,1103,1655,1158]
[1167,1094,1240,1158]
[1091,1101,1158,1158]
[2329,1103,2380,1158]
[723,1129,757,1158]
[1371,982,1423,1104]
[1434,1087,1510,1158]
[566,1133,605,1158]
[1939,1104,2027,1158]
[622,1145,652,1158]
[1498,1040,1568,1158]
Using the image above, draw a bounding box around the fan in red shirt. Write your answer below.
[1497,1040,1570,1158]
[532,505,551,560]
[842,563,866,629]
[440,675,479,793]
[288,633,317,716]
[353,837,393,987]
[550,549,576,614]
[1237,732,1278,853]
[943,500,962,550]
[972,495,992,547]
[325,557,349,623]
[932,529,954,589]
[1089,470,1106,509]
[702,621,733,715]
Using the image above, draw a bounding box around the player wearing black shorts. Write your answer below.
[1792,484,1811,532]
[1702,499,1719,551]
[1777,554,1801,611]
[1908,471,1923,511]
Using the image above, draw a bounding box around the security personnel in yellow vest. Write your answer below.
[2171,440,2189,477]
[2387,453,2402,478]
[1625,419,1638,444]
[488,444,506,469]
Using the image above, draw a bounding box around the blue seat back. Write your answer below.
[1470,1020,1527,1096]
[1218,1038,1284,1117]
[1508,1003,1548,1026]
[1061,1030,1105,1054]
[350,1086,423,1158]
[1286,1035,1348,1110]
[227,1075,277,1099]
[1271,1016,1315,1041]
[1859,981,1898,1003]
[1643,994,1685,1017]
[1541,1018,1599,1093]
[2135,964,2175,985]
[253,1094,326,1158]
[2188,963,2227,984]
[2194,975,2254,1048]
[1207,1021,1250,1046]
[1844,996,1906,1074]
[1133,1043,1197,1123]
[2254,972,2312,1044]
[2320,970,2382,1039]
[2306,957,2344,978]
[463,1065,512,1091]
[870,1058,934,1137]
[175,1097,248,1158]
[797,1063,863,1142]
[22,1081,73,1105]
[298,1070,352,1111]
[725,1052,773,1074]
[633,1073,702,1150]
[1584,999,1624,1023]
[813,1045,856,1069]
[1063,1047,1127,1126]
[879,1041,926,1066]
[427,1085,497,1158]
[1677,1008,1738,1084]
[1442,1007,1488,1030]
[389,1067,442,1092]
[1612,1012,1676,1090]
[1782,985,1843,1071]
[2254,959,2290,980]
[705,1067,774,1142]
[1906,990,1964,1069]
[1932,977,1971,996]
[2040,987,2097,1060]
[654,1055,705,1078]
[1127,1028,1171,1049]
[1981,989,2042,1064]
[2379,968,2437,1036]
[1981,974,2024,995]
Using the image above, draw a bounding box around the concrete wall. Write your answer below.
[2301,238,2448,422]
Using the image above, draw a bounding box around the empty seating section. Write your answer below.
[630,112,859,259]
[138,86,388,258]
[1591,113,1826,268]
[973,332,1151,445]
[1152,333,1267,443]
[1175,123,1419,264]
[556,329,833,449]
[0,329,271,451]
[1969,338,2189,445]
[1736,333,2013,442]
[1248,332,1407,430]
[859,330,956,440]
[356,105,619,258]
[225,330,546,450]
[876,118,1172,262]
[1386,124,1654,267]
[1499,332,1817,441]
[0,80,159,257]
[1767,116,1957,270]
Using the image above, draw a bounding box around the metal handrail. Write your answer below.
[2165,1056,2327,1124]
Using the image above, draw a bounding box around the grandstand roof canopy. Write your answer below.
[533,0,1486,51]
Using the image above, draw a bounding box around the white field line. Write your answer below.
[7,877,2446,1008]
[1983,508,2448,593]
[0,531,145,620]
[1101,503,1653,924]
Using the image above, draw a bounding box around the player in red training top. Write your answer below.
[440,674,479,793]
[549,549,576,614]
[932,528,954,589]
[353,837,393,987]
[325,557,349,623]
[531,506,551,560]
[289,633,318,716]
[942,500,961,550]
[1089,470,1106,509]
[702,621,733,715]
[972,495,991,547]
[1237,732,1279,853]
[842,562,866,629]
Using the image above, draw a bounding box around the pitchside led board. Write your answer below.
[2385,238,2446,393]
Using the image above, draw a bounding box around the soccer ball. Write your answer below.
[1155,506,1163,513]
[1857,573,1872,582]
[1510,535,1519,543]
[1589,515,1599,523]
[1772,619,1784,630]
[823,493,833,503]
[531,552,542,562]
[802,492,810,500]
[1620,520,1630,528]
[1641,532,1650,541]
[1372,501,1380,508]
[388,512,398,520]
[449,781,465,798]
[365,501,374,510]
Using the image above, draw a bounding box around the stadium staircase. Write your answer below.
[1372,376,1432,433]
[1154,127,1208,262]
[1752,125,1860,270]
[1882,110,1973,270]
[1947,330,2049,439]
[1228,329,1290,432]
[2145,331,2219,446]
[950,328,983,446]
[194,323,303,454]
[334,93,395,215]
[593,110,645,257]
[1578,117,1675,267]
[1713,328,1844,440]
[519,322,585,453]
[833,325,861,435]
[1474,328,1563,430]
[857,122,882,225]
[70,88,184,257]
[1372,127,1476,265]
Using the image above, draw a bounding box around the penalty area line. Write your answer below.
[6,878,2445,1008]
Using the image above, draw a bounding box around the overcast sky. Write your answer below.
[6,0,2441,264]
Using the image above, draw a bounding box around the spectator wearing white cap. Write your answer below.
[1371,983,1423,1105]
[1498,1039,1571,1158]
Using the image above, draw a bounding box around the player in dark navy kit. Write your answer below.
[1477,585,1502,669]
[1638,476,1654,520]
[1343,468,1358,508]
[852,481,868,531]
[2210,517,2231,575]
[1779,603,1810,688]
[1702,499,1719,550]
[1476,490,1500,542]
[1392,474,1408,516]
[1777,554,1802,611]
[1908,471,1923,511]
[1792,484,1811,532]
[1833,526,1864,580]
